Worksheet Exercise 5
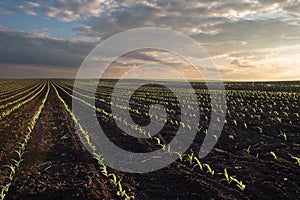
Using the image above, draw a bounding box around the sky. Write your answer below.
[0,0,299,81]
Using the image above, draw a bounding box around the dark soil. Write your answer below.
[4,85,116,200]
[0,80,299,200]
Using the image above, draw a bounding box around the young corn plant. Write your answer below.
[0,183,11,200]
[116,181,134,200]
[290,155,300,166]
[187,153,194,165]
[153,137,164,148]
[13,149,24,160]
[0,191,6,200]
[108,173,119,186]
[17,142,26,151]
[219,168,232,185]
[233,119,237,126]
[230,177,246,191]
[11,159,24,168]
[100,165,108,177]
[93,153,104,165]
[270,151,277,160]
[243,145,251,155]
[255,126,263,133]
[275,117,282,123]
[174,152,186,162]
[8,171,15,182]
[204,164,214,176]
[4,164,16,176]
[193,157,203,171]
[166,145,172,154]
[278,132,287,141]
[116,181,126,197]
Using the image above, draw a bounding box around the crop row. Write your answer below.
[0,81,47,121]
[51,81,135,200]
[0,79,41,99]
[56,79,300,187]
[0,81,50,200]
[52,80,247,192]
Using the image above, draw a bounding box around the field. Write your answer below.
[0,79,299,200]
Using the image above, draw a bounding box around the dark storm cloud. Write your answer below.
[0,27,94,67]
[0,27,165,69]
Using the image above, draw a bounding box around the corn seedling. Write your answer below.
[8,171,14,182]
[233,119,237,126]
[270,151,277,160]
[93,153,104,165]
[243,145,251,155]
[174,152,186,161]
[204,164,214,176]
[193,157,203,171]
[187,153,194,165]
[290,155,300,166]
[220,168,232,185]
[116,181,126,197]
[0,183,11,200]
[4,164,16,175]
[11,159,24,167]
[255,126,263,133]
[153,137,164,147]
[166,145,172,154]
[100,165,108,177]
[60,134,68,140]
[230,177,246,191]
[0,191,5,200]
[278,132,287,141]
[13,149,24,160]
[276,117,282,123]
[108,173,119,185]
[125,194,135,200]
[17,142,26,151]
[116,180,135,199]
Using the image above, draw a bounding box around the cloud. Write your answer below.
[0,27,170,78]
[44,6,81,22]
[283,2,300,16]
[0,63,77,78]
[43,0,118,22]
[0,27,94,68]
[4,1,41,16]
[0,0,300,80]
[61,0,300,65]
[231,59,255,68]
